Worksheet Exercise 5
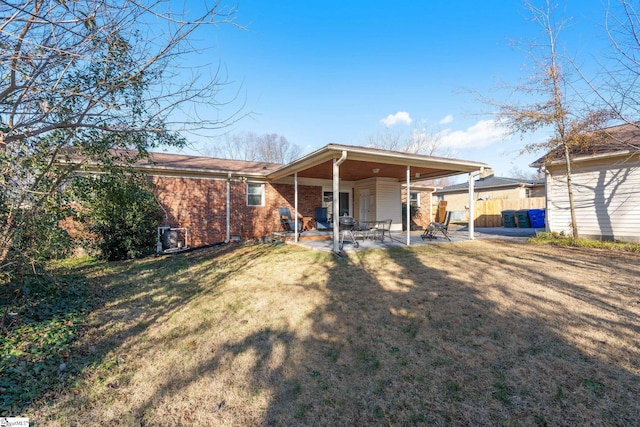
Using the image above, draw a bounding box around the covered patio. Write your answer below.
[268,144,489,252]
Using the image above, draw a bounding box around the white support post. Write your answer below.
[469,172,475,240]
[294,172,299,243]
[332,151,347,252]
[468,167,484,240]
[406,165,411,246]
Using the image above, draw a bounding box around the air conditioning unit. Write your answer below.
[156,226,189,254]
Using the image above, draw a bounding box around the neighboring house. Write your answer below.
[532,122,640,242]
[401,183,440,230]
[433,169,545,222]
[80,144,488,249]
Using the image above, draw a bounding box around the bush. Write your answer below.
[1,194,72,282]
[72,172,163,260]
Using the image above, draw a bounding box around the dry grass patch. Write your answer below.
[24,241,640,426]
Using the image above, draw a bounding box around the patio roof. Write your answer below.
[268,144,488,181]
[266,144,488,252]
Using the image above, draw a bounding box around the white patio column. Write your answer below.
[406,165,411,245]
[332,151,347,252]
[469,172,475,240]
[468,167,483,240]
[294,172,299,242]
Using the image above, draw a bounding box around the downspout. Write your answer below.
[468,167,484,240]
[406,165,411,245]
[226,172,231,243]
[294,172,299,242]
[543,166,550,232]
[333,151,348,253]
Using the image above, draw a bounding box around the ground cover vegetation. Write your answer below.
[1,240,636,426]
[530,231,640,253]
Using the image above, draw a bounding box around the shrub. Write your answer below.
[72,172,163,260]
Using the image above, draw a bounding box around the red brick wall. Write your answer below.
[151,176,322,246]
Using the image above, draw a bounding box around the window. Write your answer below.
[323,191,350,216]
[525,188,531,198]
[409,192,420,207]
[247,183,265,206]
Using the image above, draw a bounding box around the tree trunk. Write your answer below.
[562,142,579,239]
[0,215,15,271]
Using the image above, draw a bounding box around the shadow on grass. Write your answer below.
[251,243,639,425]
[25,241,640,425]
[6,243,275,416]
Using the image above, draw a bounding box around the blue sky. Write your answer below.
[175,1,612,178]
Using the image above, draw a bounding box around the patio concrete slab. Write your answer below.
[290,226,545,252]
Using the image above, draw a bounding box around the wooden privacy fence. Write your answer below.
[472,197,546,227]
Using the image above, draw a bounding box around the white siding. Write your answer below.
[547,160,640,241]
[354,181,377,222]
[376,180,403,231]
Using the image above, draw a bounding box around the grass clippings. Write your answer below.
[7,240,640,426]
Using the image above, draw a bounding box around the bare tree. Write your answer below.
[497,0,612,239]
[255,133,301,163]
[508,166,545,181]
[0,0,241,273]
[601,0,640,125]
[207,132,301,163]
[366,122,451,156]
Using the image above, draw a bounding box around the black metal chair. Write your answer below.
[421,211,452,241]
[339,216,359,250]
[375,219,393,241]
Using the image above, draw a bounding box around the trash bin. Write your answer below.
[516,209,531,228]
[501,210,516,228]
[528,209,545,228]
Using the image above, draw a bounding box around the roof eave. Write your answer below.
[268,144,487,180]
[435,182,542,194]
[532,149,639,168]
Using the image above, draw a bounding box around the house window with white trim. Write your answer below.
[247,183,265,206]
[409,192,420,207]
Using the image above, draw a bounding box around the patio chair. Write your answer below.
[279,207,303,233]
[314,207,332,230]
[339,216,359,250]
[375,219,393,241]
[421,211,452,241]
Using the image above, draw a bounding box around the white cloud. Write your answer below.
[437,119,508,149]
[380,111,412,127]
[439,114,453,125]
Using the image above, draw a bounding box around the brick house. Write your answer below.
[120,144,487,250]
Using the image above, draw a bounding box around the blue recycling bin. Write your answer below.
[528,209,546,228]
